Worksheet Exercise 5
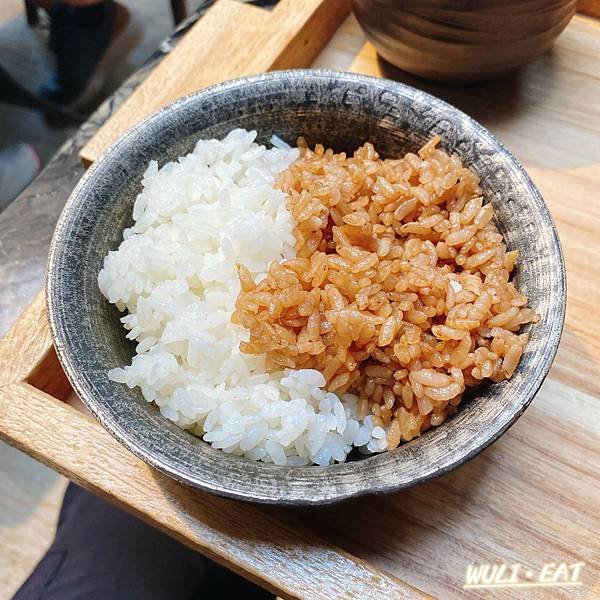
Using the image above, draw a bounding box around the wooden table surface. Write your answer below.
[318,17,600,599]
[317,16,600,598]
[1,3,599,599]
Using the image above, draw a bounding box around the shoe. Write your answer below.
[0,143,41,211]
[39,0,128,106]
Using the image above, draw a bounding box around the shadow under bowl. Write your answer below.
[47,70,565,505]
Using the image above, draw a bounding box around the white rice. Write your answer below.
[98,129,386,466]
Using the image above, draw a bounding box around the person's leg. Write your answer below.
[13,483,271,600]
[39,0,129,106]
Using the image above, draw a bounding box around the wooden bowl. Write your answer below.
[352,0,578,82]
[47,70,565,505]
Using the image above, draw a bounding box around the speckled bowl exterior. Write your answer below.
[47,70,565,505]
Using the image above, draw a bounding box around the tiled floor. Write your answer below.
[0,1,201,597]
[0,0,194,169]
[0,443,68,598]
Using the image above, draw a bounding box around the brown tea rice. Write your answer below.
[233,137,538,450]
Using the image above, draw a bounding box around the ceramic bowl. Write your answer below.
[47,70,565,505]
[352,0,578,83]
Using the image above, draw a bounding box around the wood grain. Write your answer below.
[303,377,600,599]
[0,381,426,600]
[79,0,350,166]
[0,292,53,387]
[0,7,599,600]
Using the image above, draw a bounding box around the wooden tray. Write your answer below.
[2,1,600,598]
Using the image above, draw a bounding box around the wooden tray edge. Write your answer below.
[0,377,430,600]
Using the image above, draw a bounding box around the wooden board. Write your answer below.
[79,0,351,166]
[2,6,600,600]
[0,295,425,600]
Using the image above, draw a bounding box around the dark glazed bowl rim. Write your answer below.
[47,69,566,505]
